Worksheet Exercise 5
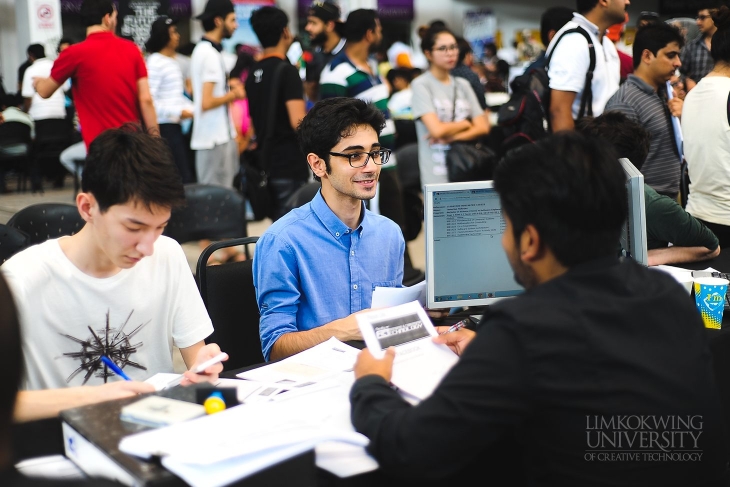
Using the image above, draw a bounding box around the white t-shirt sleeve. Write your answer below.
[165,239,213,349]
[201,52,222,85]
[21,66,35,98]
[548,33,591,93]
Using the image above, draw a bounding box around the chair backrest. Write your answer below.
[0,224,31,264]
[196,237,263,370]
[7,203,85,245]
[0,121,32,146]
[34,118,72,145]
[395,142,423,242]
[284,181,321,212]
[164,184,246,244]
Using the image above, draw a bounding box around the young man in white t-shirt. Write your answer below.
[547,0,628,132]
[2,125,226,422]
[189,0,245,187]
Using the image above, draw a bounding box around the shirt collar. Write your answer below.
[311,190,366,240]
[625,74,658,94]
[571,13,600,38]
[201,37,223,52]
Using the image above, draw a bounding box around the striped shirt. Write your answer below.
[605,75,681,197]
[680,35,714,83]
[146,52,190,124]
[319,51,397,166]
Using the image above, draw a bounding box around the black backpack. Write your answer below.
[497,27,596,155]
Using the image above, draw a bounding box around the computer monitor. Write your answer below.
[424,180,523,309]
[618,158,648,266]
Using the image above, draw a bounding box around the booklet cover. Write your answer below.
[120,396,206,428]
[356,300,459,401]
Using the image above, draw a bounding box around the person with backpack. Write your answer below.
[410,26,490,186]
[548,0,628,132]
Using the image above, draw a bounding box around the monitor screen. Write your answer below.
[424,181,523,309]
[618,158,648,266]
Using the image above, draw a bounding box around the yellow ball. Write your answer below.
[204,392,226,415]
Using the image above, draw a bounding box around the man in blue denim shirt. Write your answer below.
[253,97,405,362]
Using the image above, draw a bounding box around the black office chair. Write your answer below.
[6,203,85,245]
[0,121,32,192]
[164,183,248,245]
[283,181,321,212]
[33,118,72,189]
[196,237,263,371]
[0,224,30,264]
[395,143,423,242]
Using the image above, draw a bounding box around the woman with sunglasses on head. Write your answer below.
[410,26,490,186]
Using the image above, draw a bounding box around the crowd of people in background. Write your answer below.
[1,0,729,268]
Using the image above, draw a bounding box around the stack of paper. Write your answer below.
[121,339,380,485]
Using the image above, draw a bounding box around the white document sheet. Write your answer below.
[371,280,427,308]
[15,455,85,479]
[357,300,459,401]
[236,337,360,387]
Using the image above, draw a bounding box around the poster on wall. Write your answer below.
[222,0,275,52]
[463,9,496,62]
[59,0,190,50]
[119,0,169,47]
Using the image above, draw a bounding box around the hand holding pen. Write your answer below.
[439,319,469,335]
[433,320,475,357]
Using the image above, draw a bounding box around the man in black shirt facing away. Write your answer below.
[349,132,729,486]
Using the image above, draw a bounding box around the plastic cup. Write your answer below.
[694,277,729,329]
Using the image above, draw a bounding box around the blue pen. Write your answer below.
[101,356,131,381]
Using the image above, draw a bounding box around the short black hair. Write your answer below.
[540,7,573,47]
[57,37,74,53]
[82,124,185,213]
[80,0,115,28]
[455,36,472,64]
[0,274,22,441]
[250,6,288,48]
[27,44,45,59]
[343,9,377,43]
[576,0,600,15]
[631,22,684,69]
[575,112,651,171]
[493,132,627,267]
[712,5,730,63]
[386,67,413,89]
[298,97,386,182]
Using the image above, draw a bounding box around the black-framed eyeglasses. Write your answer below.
[432,44,459,53]
[328,149,392,168]
[697,14,712,20]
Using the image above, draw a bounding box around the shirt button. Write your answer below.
[336,232,340,237]
[351,251,355,255]
[353,284,358,290]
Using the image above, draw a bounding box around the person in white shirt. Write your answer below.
[21,44,67,123]
[190,0,245,188]
[1,125,226,422]
[145,15,195,183]
[548,0,628,132]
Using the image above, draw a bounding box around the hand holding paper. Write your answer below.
[356,301,459,401]
[353,347,396,381]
